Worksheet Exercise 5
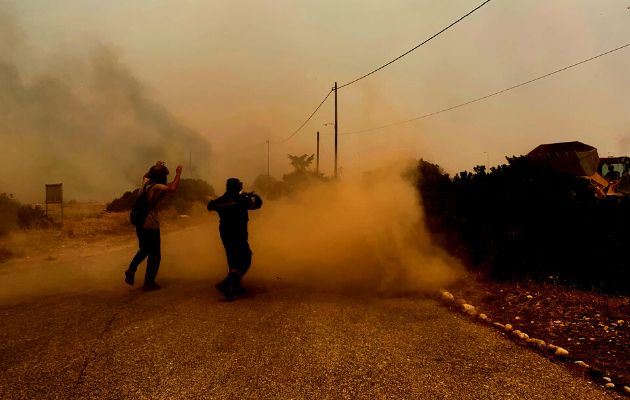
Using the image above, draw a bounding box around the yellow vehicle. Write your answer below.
[597,156,630,196]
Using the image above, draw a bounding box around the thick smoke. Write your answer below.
[0,161,461,303]
[247,161,462,293]
[0,12,211,202]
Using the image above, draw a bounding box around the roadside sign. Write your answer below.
[45,183,63,221]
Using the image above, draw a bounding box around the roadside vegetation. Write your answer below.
[415,157,629,391]
[257,154,628,295]
[0,179,215,263]
[1,156,627,388]
[106,178,215,214]
[253,153,327,199]
[416,157,629,295]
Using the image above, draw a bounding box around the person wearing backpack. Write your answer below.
[125,161,182,291]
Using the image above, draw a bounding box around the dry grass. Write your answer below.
[0,201,209,263]
[0,201,117,261]
[62,210,129,237]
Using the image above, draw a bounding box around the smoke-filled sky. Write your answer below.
[3,0,630,200]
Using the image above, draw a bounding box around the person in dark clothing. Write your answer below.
[125,161,182,291]
[604,165,620,181]
[207,178,262,300]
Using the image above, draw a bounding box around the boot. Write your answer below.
[124,269,135,286]
[215,274,234,301]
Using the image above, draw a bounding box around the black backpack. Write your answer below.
[129,184,155,227]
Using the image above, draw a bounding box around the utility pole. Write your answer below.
[334,81,338,179]
[266,140,270,177]
[316,131,320,176]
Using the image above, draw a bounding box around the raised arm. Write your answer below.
[246,192,263,210]
[162,165,183,193]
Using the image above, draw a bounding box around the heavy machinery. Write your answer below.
[525,141,611,196]
[597,156,630,196]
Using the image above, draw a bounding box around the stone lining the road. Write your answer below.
[438,289,629,398]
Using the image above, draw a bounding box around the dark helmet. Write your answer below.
[226,178,243,193]
[148,164,170,184]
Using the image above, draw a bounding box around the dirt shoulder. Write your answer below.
[0,204,205,266]
[443,278,629,395]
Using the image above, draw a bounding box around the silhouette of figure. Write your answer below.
[605,165,620,181]
[207,178,262,300]
[125,161,182,291]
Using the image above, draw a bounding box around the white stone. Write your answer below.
[440,291,455,302]
[603,377,612,383]
[574,361,589,369]
[462,303,476,314]
[504,324,513,332]
[493,322,505,330]
[526,338,544,347]
[511,330,528,340]
[622,386,630,394]
[554,347,569,357]
[526,295,533,299]
[605,383,615,389]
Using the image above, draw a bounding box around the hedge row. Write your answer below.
[416,158,629,294]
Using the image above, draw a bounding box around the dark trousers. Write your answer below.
[128,227,161,284]
[220,234,252,276]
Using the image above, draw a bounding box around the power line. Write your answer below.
[270,89,333,144]
[268,0,493,145]
[338,0,493,89]
[343,42,630,135]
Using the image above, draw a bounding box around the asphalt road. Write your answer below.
[0,226,622,399]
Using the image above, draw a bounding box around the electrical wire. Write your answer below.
[343,42,630,135]
[270,89,333,144]
[338,0,493,89]
[268,0,493,144]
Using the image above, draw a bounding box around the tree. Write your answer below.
[288,154,315,172]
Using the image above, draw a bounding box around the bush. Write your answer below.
[17,205,51,230]
[417,158,630,294]
[0,193,20,236]
[105,191,137,212]
[106,179,215,214]
[252,174,288,200]
[0,194,52,236]
[161,179,215,214]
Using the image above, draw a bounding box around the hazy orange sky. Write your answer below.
[4,0,630,199]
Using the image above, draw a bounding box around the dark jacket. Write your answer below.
[207,192,263,240]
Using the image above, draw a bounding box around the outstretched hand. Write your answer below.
[176,165,183,175]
